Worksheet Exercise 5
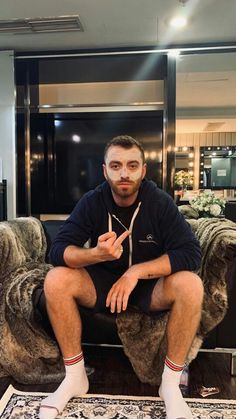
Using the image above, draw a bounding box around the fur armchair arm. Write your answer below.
[117,218,236,385]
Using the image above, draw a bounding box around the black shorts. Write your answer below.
[86,264,160,313]
[32,265,165,339]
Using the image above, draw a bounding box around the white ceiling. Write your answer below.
[1,0,236,51]
[1,0,236,134]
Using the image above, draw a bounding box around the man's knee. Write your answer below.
[44,266,80,299]
[167,271,204,306]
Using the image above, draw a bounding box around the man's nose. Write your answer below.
[120,167,129,178]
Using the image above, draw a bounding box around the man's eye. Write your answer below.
[110,164,119,170]
[129,164,138,170]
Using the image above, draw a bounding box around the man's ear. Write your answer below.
[142,163,147,179]
[103,164,108,180]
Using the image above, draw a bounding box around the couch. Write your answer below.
[0,216,236,386]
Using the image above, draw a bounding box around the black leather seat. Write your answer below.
[225,201,236,223]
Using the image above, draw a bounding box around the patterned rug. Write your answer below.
[0,385,236,418]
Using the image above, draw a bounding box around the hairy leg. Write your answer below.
[150,271,203,364]
[44,266,97,357]
[149,271,203,419]
[39,266,97,419]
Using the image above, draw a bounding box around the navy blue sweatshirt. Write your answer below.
[50,179,202,274]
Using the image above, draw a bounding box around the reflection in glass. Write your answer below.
[174,147,194,201]
[175,146,194,188]
[176,51,236,194]
[200,146,236,189]
[29,111,163,214]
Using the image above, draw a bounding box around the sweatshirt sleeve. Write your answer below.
[49,192,94,266]
[158,195,202,273]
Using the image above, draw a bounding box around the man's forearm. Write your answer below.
[63,245,102,268]
[130,254,172,279]
[63,230,130,268]
[63,246,172,275]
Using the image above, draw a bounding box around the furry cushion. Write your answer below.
[0,217,64,384]
[116,217,236,385]
[178,205,199,219]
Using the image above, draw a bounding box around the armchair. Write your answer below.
[0,216,235,386]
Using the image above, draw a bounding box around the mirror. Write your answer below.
[174,146,194,188]
[174,146,194,201]
[176,51,236,194]
[200,146,236,189]
[175,146,194,172]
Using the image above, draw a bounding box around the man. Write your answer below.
[39,135,203,419]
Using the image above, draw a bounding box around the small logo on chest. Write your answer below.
[138,234,158,245]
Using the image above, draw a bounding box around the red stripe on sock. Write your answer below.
[165,357,184,372]
[64,353,83,366]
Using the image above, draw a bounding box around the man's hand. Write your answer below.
[96,230,130,261]
[106,269,139,313]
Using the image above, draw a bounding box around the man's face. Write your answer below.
[103,145,146,203]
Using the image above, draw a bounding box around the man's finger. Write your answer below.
[106,287,113,307]
[98,231,116,242]
[106,285,119,312]
[109,292,119,313]
[122,292,129,311]
[114,230,130,247]
[116,294,124,313]
[106,293,111,308]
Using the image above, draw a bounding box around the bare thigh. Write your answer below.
[149,271,202,312]
[44,266,97,309]
[149,277,173,312]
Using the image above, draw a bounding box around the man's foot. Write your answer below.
[39,366,89,419]
[159,382,192,419]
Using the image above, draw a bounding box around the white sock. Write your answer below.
[39,352,89,419]
[159,357,192,419]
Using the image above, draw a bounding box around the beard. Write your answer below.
[106,176,143,200]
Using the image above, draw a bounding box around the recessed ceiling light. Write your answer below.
[169,16,187,28]
[0,15,83,34]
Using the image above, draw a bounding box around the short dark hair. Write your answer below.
[104,135,145,163]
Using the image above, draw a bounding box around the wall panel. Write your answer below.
[0,51,16,219]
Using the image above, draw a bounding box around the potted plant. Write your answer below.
[190,191,226,218]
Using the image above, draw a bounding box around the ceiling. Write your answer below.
[1,0,236,51]
[1,0,236,134]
